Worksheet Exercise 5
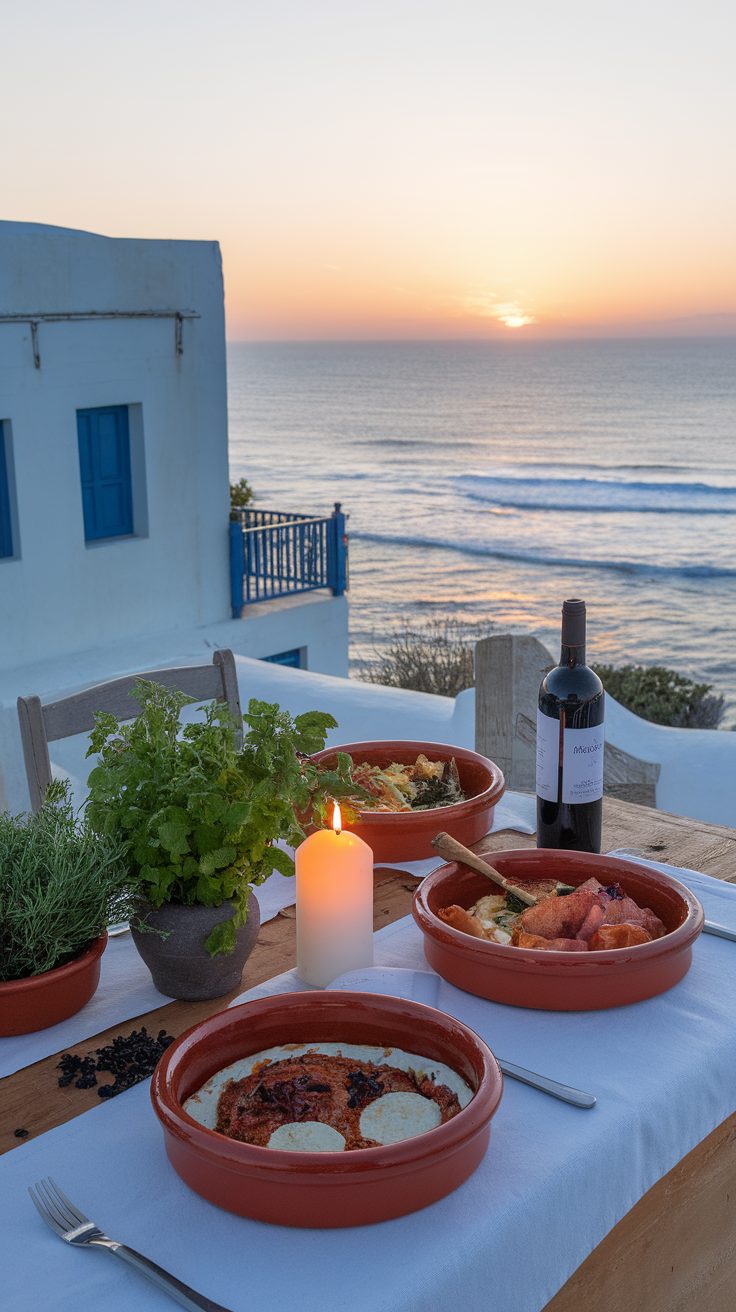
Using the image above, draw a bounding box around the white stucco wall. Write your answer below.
[0,221,230,668]
[0,222,354,811]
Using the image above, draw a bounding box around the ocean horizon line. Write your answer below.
[227,332,736,346]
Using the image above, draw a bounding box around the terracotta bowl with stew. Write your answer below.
[150,990,503,1227]
[413,849,703,1011]
[309,740,505,862]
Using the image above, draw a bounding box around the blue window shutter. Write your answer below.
[0,425,13,559]
[77,406,133,541]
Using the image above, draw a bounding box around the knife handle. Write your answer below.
[703,920,736,944]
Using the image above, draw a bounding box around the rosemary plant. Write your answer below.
[0,781,133,983]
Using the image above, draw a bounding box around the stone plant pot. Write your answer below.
[131,895,261,1001]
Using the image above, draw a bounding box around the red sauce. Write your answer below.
[215,1052,461,1149]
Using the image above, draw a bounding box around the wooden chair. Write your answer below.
[17,649,243,813]
[474,634,661,805]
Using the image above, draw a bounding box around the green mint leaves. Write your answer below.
[85,680,359,955]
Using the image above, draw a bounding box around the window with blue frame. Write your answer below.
[0,423,13,559]
[262,648,304,668]
[77,405,134,542]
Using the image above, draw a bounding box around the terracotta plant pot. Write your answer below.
[0,934,108,1037]
[131,894,261,1001]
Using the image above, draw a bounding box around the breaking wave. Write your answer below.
[352,531,736,579]
[457,474,736,515]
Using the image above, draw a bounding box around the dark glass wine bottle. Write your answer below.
[536,599,604,852]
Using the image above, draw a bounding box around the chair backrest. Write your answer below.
[474,633,661,804]
[17,649,243,813]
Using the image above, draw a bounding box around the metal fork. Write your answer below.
[28,1178,234,1311]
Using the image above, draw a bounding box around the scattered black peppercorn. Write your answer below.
[14,1128,29,1139]
[57,1053,84,1087]
[57,1027,175,1099]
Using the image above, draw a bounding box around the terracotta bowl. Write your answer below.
[0,934,107,1037]
[150,990,503,1227]
[310,740,505,862]
[413,850,703,1011]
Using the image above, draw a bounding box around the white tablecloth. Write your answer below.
[0,792,535,1080]
[2,861,735,1312]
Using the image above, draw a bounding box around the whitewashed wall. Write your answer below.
[0,222,350,812]
[0,221,230,668]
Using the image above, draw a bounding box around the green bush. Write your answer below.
[361,619,476,699]
[592,664,725,729]
[363,620,726,730]
[229,477,255,509]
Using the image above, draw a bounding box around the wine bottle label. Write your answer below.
[561,724,605,804]
[536,709,560,802]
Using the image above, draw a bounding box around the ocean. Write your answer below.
[227,338,736,724]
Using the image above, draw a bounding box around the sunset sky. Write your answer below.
[3,0,735,339]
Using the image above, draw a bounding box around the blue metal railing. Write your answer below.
[229,503,348,617]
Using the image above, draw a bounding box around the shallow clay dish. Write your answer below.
[0,934,107,1037]
[413,850,703,1011]
[150,990,502,1227]
[309,740,505,862]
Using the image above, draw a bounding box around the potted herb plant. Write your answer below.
[85,681,356,1001]
[0,782,132,1036]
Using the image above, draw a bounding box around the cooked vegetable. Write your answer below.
[347,755,466,813]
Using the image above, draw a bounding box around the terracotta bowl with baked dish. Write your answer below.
[413,849,703,1011]
[309,740,505,863]
[150,990,503,1227]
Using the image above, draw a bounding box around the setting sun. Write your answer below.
[499,314,535,329]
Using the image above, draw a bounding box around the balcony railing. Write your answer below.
[229,503,348,617]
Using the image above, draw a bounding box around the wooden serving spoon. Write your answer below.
[431,832,539,906]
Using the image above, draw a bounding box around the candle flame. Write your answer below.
[332,801,342,835]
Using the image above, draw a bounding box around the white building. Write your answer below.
[0,221,348,812]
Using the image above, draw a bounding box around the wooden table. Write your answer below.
[2,796,735,1312]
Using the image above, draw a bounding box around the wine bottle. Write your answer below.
[536,599,604,852]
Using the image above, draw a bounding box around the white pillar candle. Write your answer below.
[296,804,374,988]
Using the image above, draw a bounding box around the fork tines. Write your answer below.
[28,1177,94,1238]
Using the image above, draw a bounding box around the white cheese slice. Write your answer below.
[267,1121,346,1152]
[360,1092,442,1145]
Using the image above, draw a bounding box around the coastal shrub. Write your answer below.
[362,619,476,699]
[365,622,726,729]
[229,477,255,509]
[592,664,725,729]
